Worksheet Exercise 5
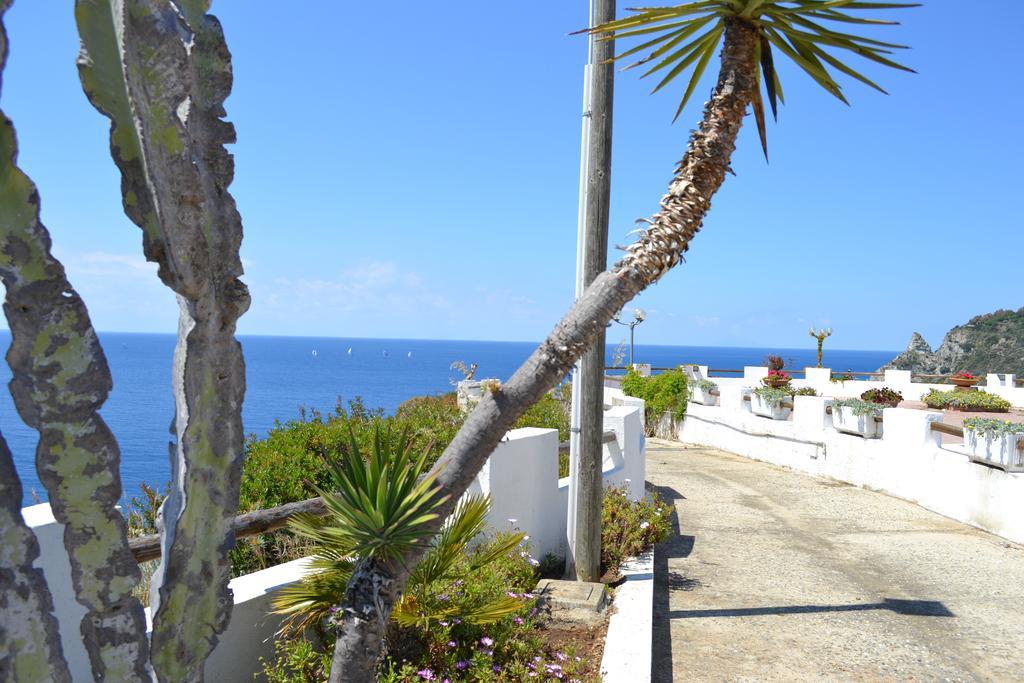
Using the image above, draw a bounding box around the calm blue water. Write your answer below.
[0,332,894,505]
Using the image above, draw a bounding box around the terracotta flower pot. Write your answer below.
[950,376,979,389]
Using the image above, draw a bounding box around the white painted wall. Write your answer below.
[23,402,646,681]
[672,389,1024,545]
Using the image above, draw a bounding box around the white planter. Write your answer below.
[690,387,717,406]
[831,405,881,438]
[750,392,790,420]
[965,431,1024,471]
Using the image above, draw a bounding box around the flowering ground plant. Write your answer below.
[962,417,1024,438]
[601,484,671,575]
[832,397,885,417]
[860,387,903,408]
[762,369,791,388]
[922,389,1010,413]
[752,386,789,409]
[696,378,717,392]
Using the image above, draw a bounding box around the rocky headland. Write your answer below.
[880,308,1024,375]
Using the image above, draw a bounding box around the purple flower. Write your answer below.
[529,558,540,567]
[483,649,493,656]
[447,640,457,648]
[555,652,567,661]
[492,665,502,673]
[513,617,524,625]
[507,591,519,598]
[439,620,449,627]
[480,636,494,647]
[455,661,470,671]
[417,669,435,681]
[437,593,450,601]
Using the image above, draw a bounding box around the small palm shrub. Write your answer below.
[601,485,671,575]
[621,368,689,435]
[922,389,1011,413]
[861,387,903,407]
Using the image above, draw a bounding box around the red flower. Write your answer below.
[952,372,975,379]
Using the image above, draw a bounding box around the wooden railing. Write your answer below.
[130,430,619,563]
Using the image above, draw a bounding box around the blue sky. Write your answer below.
[2,2,1020,351]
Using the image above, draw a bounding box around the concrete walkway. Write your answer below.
[647,439,1024,682]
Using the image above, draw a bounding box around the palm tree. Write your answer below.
[330,2,917,680]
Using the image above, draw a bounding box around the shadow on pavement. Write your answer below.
[669,598,956,620]
[649,483,690,683]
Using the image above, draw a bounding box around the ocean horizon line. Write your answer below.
[0,328,899,356]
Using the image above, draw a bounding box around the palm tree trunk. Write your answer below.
[328,17,758,681]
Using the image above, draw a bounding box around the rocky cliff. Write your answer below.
[880,308,1024,375]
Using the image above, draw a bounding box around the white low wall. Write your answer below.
[672,392,1024,545]
[23,402,646,681]
[22,503,305,683]
[714,366,1024,407]
[467,403,646,559]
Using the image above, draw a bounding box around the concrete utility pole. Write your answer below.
[568,0,615,582]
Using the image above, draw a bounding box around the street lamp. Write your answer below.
[611,308,646,366]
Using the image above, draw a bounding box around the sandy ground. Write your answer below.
[647,439,1024,682]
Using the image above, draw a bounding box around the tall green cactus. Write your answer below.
[0,2,151,680]
[76,1,250,679]
[0,434,70,682]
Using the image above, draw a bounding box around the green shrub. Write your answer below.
[790,387,818,397]
[922,389,1011,413]
[621,368,689,434]
[259,637,332,683]
[861,387,903,407]
[514,388,571,441]
[832,397,884,416]
[601,485,672,575]
[962,417,1024,437]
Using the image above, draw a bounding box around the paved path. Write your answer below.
[647,439,1024,682]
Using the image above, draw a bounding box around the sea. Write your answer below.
[0,332,896,506]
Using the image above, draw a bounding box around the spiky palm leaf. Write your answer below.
[274,490,529,635]
[316,427,448,562]
[586,0,917,157]
[394,495,529,630]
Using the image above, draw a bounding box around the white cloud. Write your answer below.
[59,250,158,279]
[256,260,452,316]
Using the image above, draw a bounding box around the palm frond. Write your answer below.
[305,426,448,563]
[585,0,917,145]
